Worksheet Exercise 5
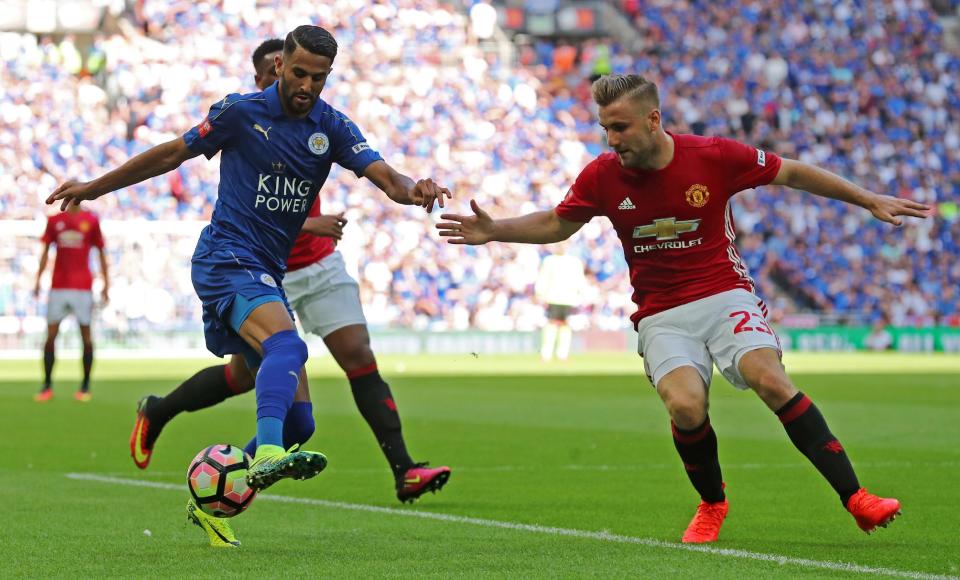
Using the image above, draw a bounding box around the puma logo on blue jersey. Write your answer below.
[253,123,272,140]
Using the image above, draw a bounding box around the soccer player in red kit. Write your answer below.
[34,201,109,402]
[437,74,929,543]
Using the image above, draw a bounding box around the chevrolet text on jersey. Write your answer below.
[634,237,704,254]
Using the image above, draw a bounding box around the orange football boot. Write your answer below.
[681,499,729,543]
[847,488,901,533]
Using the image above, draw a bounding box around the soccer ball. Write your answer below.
[186,444,257,517]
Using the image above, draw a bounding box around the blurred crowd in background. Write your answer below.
[1,0,957,339]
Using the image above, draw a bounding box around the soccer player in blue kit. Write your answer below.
[48,25,451,495]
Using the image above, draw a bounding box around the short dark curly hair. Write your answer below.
[283,25,338,61]
[252,38,284,71]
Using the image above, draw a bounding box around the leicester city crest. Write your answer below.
[260,273,277,288]
[307,132,330,155]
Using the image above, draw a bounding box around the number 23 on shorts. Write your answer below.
[728,310,773,335]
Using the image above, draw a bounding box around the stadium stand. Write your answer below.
[1,0,957,347]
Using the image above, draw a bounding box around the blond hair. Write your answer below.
[591,74,659,109]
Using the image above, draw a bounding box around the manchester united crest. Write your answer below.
[685,184,710,208]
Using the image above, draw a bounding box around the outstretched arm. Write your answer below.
[47,138,200,210]
[772,158,930,226]
[436,200,584,245]
[362,160,452,213]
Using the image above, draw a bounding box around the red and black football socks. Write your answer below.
[80,344,93,392]
[672,417,725,503]
[41,345,55,391]
[776,392,860,505]
[349,364,414,476]
[151,364,236,425]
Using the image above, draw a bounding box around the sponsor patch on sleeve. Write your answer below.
[351,142,371,154]
[757,149,766,167]
[198,117,213,138]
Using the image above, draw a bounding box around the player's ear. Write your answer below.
[648,108,661,130]
[274,53,283,74]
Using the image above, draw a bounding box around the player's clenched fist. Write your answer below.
[47,181,101,211]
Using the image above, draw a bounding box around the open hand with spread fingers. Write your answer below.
[436,199,495,245]
[867,194,931,226]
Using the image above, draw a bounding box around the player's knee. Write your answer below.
[669,403,708,430]
[262,329,309,369]
[227,358,255,393]
[232,370,255,394]
[662,392,708,428]
[343,344,375,371]
[746,368,793,399]
[326,326,374,371]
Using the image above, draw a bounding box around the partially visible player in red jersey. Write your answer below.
[438,74,930,543]
[34,201,109,402]
[130,39,450,506]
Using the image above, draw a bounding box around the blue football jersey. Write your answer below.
[183,82,383,275]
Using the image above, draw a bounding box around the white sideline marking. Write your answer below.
[67,473,952,580]
[118,459,953,477]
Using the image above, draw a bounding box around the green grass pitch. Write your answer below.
[1,352,958,578]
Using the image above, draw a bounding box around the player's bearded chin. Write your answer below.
[281,82,313,112]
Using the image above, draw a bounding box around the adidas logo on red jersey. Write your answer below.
[618,197,636,210]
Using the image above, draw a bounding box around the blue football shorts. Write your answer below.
[191,248,294,369]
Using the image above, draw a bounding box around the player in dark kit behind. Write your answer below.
[48,26,451,545]
[34,201,109,403]
[130,38,450,508]
[438,74,929,544]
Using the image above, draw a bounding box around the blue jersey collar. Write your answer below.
[264,81,326,122]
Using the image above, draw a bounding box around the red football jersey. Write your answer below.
[286,197,335,272]
[556,133,781,326]
[42,210,104,290]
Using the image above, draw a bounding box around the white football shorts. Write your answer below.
[636,288,782,390]
[283,251,367,338]
[47,289,94,326]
